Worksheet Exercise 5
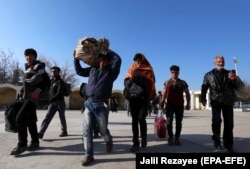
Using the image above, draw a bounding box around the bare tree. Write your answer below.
[38,55,79,88]
[0,49,21,84]
[11,63,24,85]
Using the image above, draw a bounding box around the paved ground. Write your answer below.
[0,109,250,169]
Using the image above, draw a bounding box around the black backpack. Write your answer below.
[79,82,87,98]
[63,83,72,97]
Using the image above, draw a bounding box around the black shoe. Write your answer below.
[174,139,181,146]
[226,147,235,153]
[38,133,43,139]
[106,141,113,153]
[27,143,39,151]
[212,135,221,148]
[10,146,27,155]
[130,144,139,153]
[93,134,99,139]
[81,156,94,166]
[59,132,68,137]
[141,140,147,148]
[167,138,174,145]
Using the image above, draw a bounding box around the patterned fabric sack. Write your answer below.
[75,37,109,67]
[154,112,166,138]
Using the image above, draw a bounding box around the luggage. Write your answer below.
[4,97,24,133]
[154,112,166,138]
[74,37,109,67]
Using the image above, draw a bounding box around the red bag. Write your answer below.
[154,112,166,138]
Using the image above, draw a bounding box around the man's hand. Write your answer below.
[159,101,165,110]
[30,90,40,100]
[201,101,207,107]
[185,104,190,110]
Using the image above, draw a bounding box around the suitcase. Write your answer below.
[154,112,166,138]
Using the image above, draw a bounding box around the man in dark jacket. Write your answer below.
[10,48,50,156]
[73,49,121,166]
[201,55,241,153]
[38,66,68,139]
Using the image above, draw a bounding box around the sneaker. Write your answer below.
[226,147,235,153]
[167,138,174,145]
[81,156,94,166]
[214,146,222,152]
[38,133,43,140]
[10,146,27,155]
[59,132,68,137]
[141,139,147,148]
[174,139,181,146]
[106,141,113,153]
[130,144,139,153]
[27,143,39,151]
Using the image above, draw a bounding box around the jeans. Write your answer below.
[82,100,112,157]
[39,99,67,135]
[211,102,234,148]
[165,104,184,140]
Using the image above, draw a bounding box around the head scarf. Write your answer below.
[125,53,156,100]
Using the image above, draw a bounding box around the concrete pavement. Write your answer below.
[0,109,250,169]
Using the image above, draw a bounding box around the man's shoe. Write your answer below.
[106,141,113,153]
[174,139,181,146]
[141,140,147,148]
[130,144,139,153]
[10,146,27,155]
[226,147,235,153]
[93,133,99,139]
[214,146,222,152]
[167,138,174,145]
[38,133,43,140]
[81,156,94,166]
[59,132,68,137]
[27,143,39,151]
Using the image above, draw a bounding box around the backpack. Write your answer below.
[129,83,145,98]
[64,83,72,97]
[79,82,87,98]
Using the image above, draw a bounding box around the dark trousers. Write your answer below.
[130,98,148,144]
[16,99,38,147]
[211,102,234,148]
[165,104,184,140]
[39,99,67,135]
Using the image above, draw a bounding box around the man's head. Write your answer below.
[24,48,37,65]
[214,55,225,70]
[98,53,111,69]
[51,66,61,77]
[170,65,180,79]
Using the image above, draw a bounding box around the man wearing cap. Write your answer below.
[73,49,121,166]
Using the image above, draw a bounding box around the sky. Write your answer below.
[0,0,250,91]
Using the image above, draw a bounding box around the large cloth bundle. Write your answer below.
[75,37,109,67]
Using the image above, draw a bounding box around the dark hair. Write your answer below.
[51,66,61,72]
[170,65,180,71]
[133,53,143,61]
[24,48,37,58]
[98,53,111,61]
